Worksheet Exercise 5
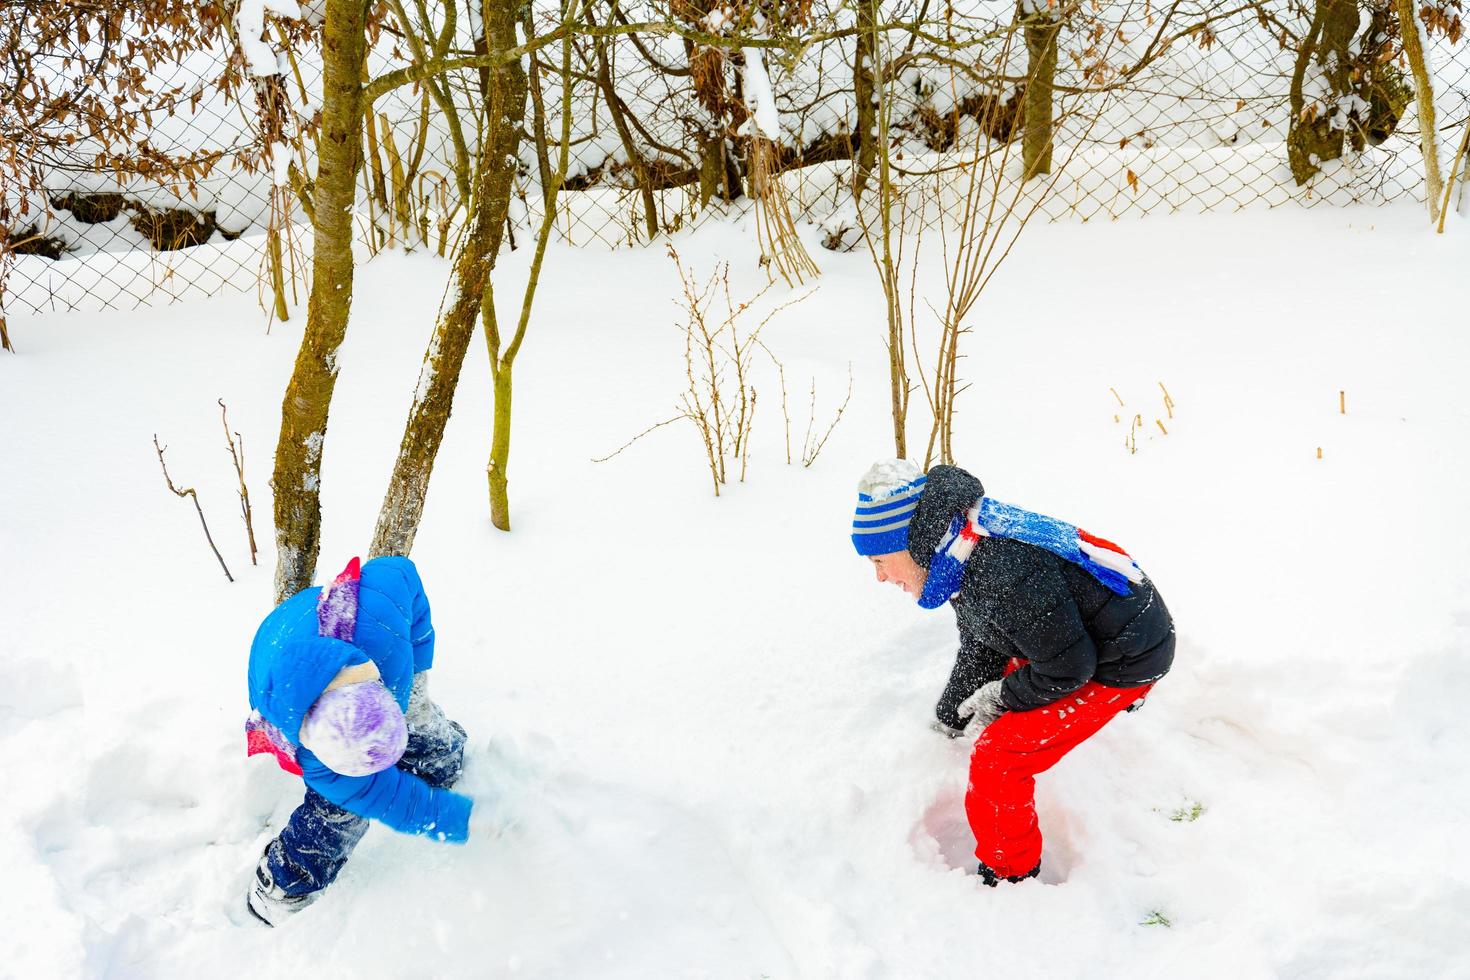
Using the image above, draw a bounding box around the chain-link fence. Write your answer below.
[2,0,1466,319]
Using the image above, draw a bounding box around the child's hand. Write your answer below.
[467,793,526,841]
[957,680,1006,734]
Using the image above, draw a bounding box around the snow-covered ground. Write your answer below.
[2,205,1468,979]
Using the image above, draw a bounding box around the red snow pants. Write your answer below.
[966,660,1151,878]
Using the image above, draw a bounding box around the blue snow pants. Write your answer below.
[264,681,468,897]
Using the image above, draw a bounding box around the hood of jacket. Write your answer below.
[248,588,370,744]
[907,464,984,569]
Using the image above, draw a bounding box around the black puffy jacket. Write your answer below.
[910,466,1175,729]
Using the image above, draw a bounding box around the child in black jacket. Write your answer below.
[853,461,1174,884]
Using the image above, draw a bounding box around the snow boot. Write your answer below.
[976,860,1041,887]
[245,853,319,927]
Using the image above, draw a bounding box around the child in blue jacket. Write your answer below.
[244,555,472,926]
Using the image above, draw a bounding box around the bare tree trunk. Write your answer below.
[852,0,877,200]
[254,72,294,322]
[0,195,12,353]
[271,0,369,603]
[682,0,743,206]
[1288,0,1362,185]
[524,3,554,209]
[1020,1,1060,179]
[696,134,727,206]
[594,32,658,239]
[860,1,908,458]
[0,245,12,353]
[1396,0,1445,222]
[369,0,527,558]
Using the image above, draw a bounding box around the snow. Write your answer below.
[269,143,293,190]
[236,0,303,78]
[11,0,1468,321]
[3,205,1470,977]
[856,458,923,498]
[741,48,782,140]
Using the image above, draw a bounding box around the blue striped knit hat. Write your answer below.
[851,459,927,556]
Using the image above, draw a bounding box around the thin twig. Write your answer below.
[219,399,258,566]
[1437,115,1470,235]
[590,415,683,462]
[154,434,234,582]
[802,364,854,467]
[756,339,792,464]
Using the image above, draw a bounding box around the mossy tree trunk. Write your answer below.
[486,363,515,529]
[1396,0,1445,222]
[1020,1,1061,179]
[271,0,370,603]
[369,0,527,558]
[484,6,576,532]
[1287,0,1365,185]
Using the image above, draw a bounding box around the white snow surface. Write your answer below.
[3,207,1470,978]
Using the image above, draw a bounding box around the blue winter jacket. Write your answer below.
[248,556,472,842]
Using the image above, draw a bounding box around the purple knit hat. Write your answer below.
[299,679,408,777]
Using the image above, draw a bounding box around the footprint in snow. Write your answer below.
[911,785,1073,885]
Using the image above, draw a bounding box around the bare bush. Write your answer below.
[595,245,818,493]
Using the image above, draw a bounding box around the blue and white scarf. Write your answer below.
[917,497,1145,609]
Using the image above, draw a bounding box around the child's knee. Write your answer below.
[401,715,468,788]
[967,735,1032,785]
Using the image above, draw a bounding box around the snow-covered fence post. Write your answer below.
[271,0,371,602]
